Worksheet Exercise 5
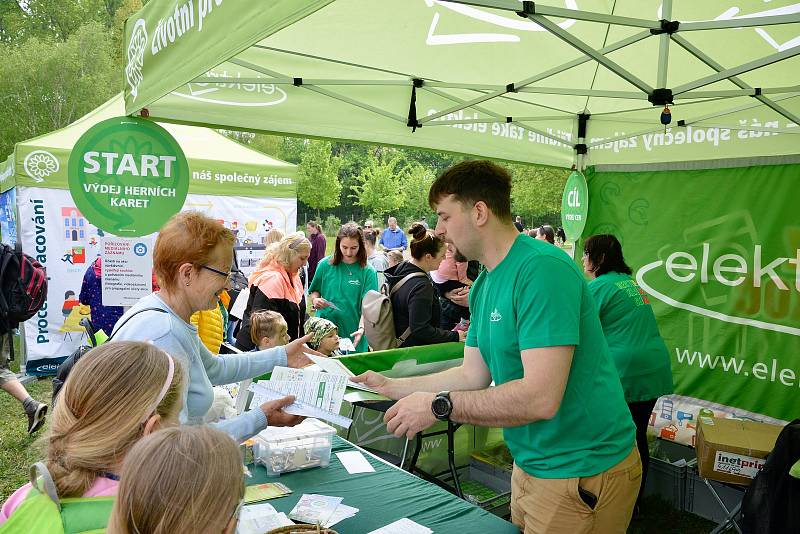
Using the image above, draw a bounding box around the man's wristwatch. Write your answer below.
[431,391,453,421]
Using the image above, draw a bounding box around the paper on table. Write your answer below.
[306,354,380,394]
[367,518,433,534]
[271,366,348,414]
[237,512,293,534]
[336,450,375,474]
[248,381,352,428]
[323,503,359,528]
[239,502,277,520]
[243,482,291,503]
[289,494,343,525]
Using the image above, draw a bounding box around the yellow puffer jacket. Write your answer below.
[191,303,226,355]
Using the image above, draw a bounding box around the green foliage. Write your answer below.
[0,21,120,157]
[0,0,121,43]
[323,214,341,236]
[401,164,436,222]
[297,140,342,217]
[507,163,570,227]
[350,151,407,219]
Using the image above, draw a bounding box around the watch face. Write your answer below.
[432,396,450,417]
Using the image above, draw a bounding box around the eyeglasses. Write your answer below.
[200,264,231,279]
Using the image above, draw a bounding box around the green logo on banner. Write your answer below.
[68,116,189,237]
[561,170,588,241]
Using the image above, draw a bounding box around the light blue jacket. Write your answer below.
[112,293,287,442]
[380,227,408,250]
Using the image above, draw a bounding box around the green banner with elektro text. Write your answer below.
[582,163,800,423]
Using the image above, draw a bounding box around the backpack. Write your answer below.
[362,272,426,351]
[0,462,113,534]
[52,308,168,403]
[0,243,47,361]
[740,418,800,533]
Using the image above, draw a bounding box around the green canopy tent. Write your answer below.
[2,94,298,375]
[122,1,800,167]
[121,1,800,441]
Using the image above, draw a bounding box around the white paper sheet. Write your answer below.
[336,450,376,474]
[323,503,359,527]
[237,504,294,534]
[367,518,433,534]
[249,375,352,428]
[306,354,380,394]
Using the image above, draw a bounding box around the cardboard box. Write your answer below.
[696,416,783,485]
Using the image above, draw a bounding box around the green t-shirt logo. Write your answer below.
[68,116,189,237]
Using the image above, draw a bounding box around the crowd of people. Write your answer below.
[1,160,675,534]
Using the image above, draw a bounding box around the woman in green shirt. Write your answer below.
[583,234,673,507]
[309,223,378,353]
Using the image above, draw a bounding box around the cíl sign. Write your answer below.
[560,170,588,242]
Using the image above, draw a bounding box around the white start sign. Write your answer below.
[713,450,766,479]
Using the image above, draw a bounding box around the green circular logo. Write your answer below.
[560,170,589,242]
[68,116,189,237]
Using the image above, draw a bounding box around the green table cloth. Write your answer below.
[247,436,519,533]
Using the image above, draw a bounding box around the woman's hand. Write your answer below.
[457,329,467,342]
[312,297,330,310]
[444,287,470,307]
[351,327,364,349]
[285,334,323,367]
[259,395,304,427]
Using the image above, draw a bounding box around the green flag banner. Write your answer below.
[583,163,800,423]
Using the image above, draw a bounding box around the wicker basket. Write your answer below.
[267,525,339,534]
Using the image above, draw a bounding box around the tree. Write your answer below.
[508,164,570,227]
[297,140,342,219]
[350,152,407,220]
[0,21,120,157]
[400,164,435,224]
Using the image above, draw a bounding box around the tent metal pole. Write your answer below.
[681,92,800,124]
[418,29,651,124]
[423,86,571,148]
[227,57,407,123]
[656,0,672,89]
[671,34,800,126]
[301,85,407,123]
[516,87,645,99]
[525,13,654,94]
[431,115,571,126]
[678,87,800,99]
[679,13,800,32]
[448,1,659,29]
[673,46,800,95]
[575,113,589,171]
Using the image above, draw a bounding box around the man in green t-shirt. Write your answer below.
[353,160,640,533]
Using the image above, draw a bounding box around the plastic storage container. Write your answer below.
[253,418,336,476]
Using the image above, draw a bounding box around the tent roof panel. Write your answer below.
[124,0,800,166]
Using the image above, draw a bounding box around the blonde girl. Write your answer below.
[0,341,184,525]
[107,426,245,534]
[249,310,290,350]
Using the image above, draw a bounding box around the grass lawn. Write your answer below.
[0,341,52,502]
